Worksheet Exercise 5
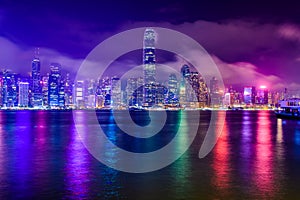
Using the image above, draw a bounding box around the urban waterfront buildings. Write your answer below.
[0,28,292,110]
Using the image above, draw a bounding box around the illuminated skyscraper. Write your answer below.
[244,86,256,104]
[111,77,121,108]
[209,77,222,107]
[143,28,156,106]
[64,73,73,108]
[143,28,156,84]
[181,64,191,79]
[2,70,18,107]
[58,80,65,108]
[74,80,85,108]
[18,82,29,107]
[256,86,268,105]
[167,74,179,105]
[32,57,43,107]
[48,63,61,108]
[42,75,49,107]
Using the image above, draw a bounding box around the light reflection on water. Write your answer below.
[0,110,300,199]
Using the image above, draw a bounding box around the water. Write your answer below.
[0,110,300,199]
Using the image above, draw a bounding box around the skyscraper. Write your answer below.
[32,57,43,107]
[18,82,29,107]
[48,63,61,108]
[209,77,222,107]
[167,74,179,105]
[256,86,268,105]
[64,73,73,108]
[143,28,156,84]
[244,86,256,104]
[42,75,49,107]
[143,28,156,107]
[74,80,85,109]
[2,70,18,107]
[111,77,121,108]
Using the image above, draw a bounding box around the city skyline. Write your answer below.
[0,1,300,91]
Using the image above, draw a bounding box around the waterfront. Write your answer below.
[0,110,300,199]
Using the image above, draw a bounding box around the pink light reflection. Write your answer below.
[254,111,274,197]
[212,111,230,192]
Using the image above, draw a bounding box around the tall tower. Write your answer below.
[48,63,61,108]
[32,51,43,107]
[18,82,29,107]
[143,28,156,106]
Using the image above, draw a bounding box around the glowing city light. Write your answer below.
[260,85,267,89]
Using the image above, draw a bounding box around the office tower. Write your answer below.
[32,57,43,107]
[224,92,234,107]
[48,63,61,108]
[181,64,191,79]
[18,82,29,107]
[143,28,156,107]
[136,77,144,106]
[64,73,73,108]
[2,70,18,107]
[181,69,209,108]
[198,76,209,107]
[58,80,65,108]
[41,75,49,107]
[95,94,104,108]
[209,77,222,107]
[256,86,268,105]
[187,72,199,102]
[99,77,111,107]
[74,80,85,109]
[167,74,179,105]
[155,84,166,105]
[179,64,192,105]
[244,86,256,104]
[111,77,121,108]
[126,78,137,106]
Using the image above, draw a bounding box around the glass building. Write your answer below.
[18,82,29,107]
[32,57,43,107]
[244,86,256,104]
[143,28,156,107]
[48,63,61,108]
[2,71,18,107]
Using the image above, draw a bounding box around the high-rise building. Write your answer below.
[244,86,256,104]
[111,77,121,108]
[2,70,18,107]
[167,74,179,105]
[64,73,73,108]
[256,86,268,105]
[41,75,49,107]
[99,77,111,107]
[181,64,191,79]
[32,57,43,107]
[74,80,85,109]
[143,28,156,107]
[126,78,137,106]
[48,63,61,108]
[58,80,65,108]
[209,77,222,107]
[18,82,29,107]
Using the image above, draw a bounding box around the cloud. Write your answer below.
[0,18,299,91]
[212,56,286,90]
[278,24,300,42]
[0,36,82,75]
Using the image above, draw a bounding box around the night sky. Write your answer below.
[0,0,300,90]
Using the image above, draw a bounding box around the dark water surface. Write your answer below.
[0,110,300,199]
